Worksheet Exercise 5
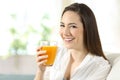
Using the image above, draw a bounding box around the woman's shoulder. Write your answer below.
[83,54,111,80]
[90,54,111,69]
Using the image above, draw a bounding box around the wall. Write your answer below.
[0,55,36,74]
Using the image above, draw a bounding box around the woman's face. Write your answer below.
[59,11,85,50]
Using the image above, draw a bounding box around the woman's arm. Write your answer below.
[34,69,45,80]
[34,71,44,80]
[34,47,48,80]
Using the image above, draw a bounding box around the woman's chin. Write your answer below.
[64,45,73,49]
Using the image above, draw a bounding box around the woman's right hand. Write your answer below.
[36,46,48,72]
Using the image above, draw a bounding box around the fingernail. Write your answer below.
[45,60,47,62]
[41,50,47,54]
[45,55,48,58]
[42,50,47,53]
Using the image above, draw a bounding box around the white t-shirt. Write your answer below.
[44,47,111,80]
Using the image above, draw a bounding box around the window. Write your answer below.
[0,0,61,56]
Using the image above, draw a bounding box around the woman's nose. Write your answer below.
[63,27,70,36]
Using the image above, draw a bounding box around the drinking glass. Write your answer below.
[40,41,57,66]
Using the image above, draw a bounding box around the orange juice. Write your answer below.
[41,46,57,66]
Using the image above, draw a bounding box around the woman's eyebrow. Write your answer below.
[68,23,77,26]
[60,22,77,26]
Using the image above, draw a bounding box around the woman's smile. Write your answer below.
[63,37,75,43]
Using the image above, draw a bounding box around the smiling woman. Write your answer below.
[34,3,111,80]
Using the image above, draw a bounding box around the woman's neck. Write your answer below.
[69,48,88,63]
[64,48,88,79]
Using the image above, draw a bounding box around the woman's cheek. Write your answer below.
[72,29,83,36]
[71,30,79,36]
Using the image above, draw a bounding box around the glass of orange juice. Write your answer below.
[40,41,57,66]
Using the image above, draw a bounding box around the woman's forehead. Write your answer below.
[61,11,82,24]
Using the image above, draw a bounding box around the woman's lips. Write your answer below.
[64,38,75,42]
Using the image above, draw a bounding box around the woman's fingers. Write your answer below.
[36,47,48,71]
[37,59,47,71]
[37,59,47,66]
[36,50,48,66]
[36,46,42,51]
[37,50,46,57]
[36,55,48,62]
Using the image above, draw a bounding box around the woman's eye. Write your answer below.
[60,24,65,27]
[70,25,77,28]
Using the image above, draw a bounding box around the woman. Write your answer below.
[34,3,111,80]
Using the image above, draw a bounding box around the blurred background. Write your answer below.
[0,0,120,79]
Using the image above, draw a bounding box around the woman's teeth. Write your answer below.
[64,38,74,41]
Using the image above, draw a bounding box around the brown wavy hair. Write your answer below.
[62,3,107,60]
